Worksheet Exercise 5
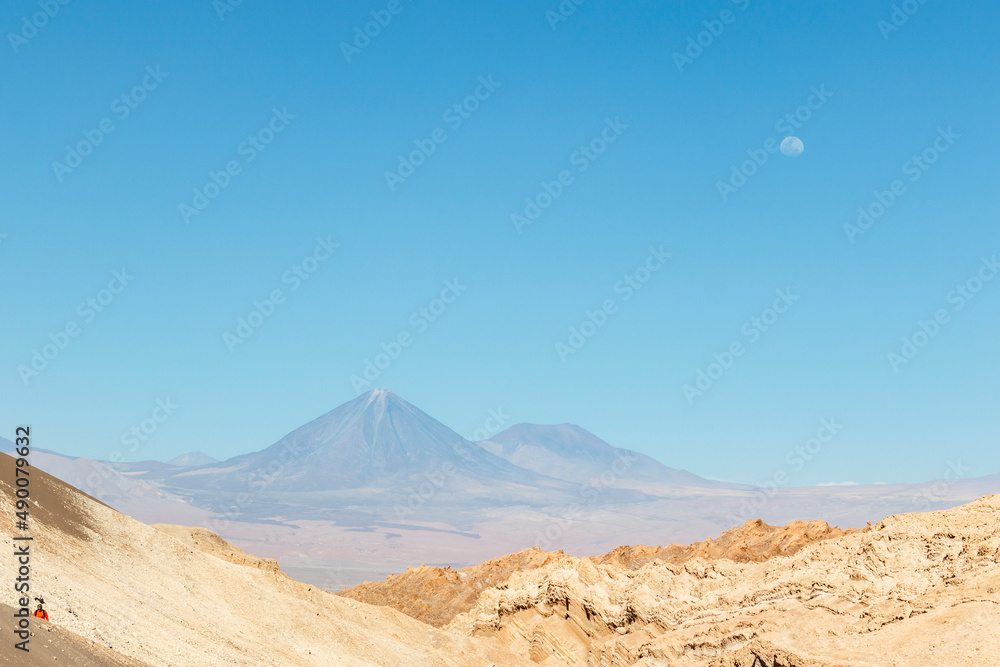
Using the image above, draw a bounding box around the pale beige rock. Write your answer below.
[448,496,1000,666]
[5,449,998,666]
[340,517,855,628]
[340,547,565,627]
[0,454,527,666]
[152,523,283,574]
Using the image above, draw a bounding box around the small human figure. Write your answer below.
[33,603,49,621]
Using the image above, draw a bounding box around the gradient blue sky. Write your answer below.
[2,0,998,486]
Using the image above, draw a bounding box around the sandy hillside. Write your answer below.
[5,445,999,666]
[0,602,152,667]
[446,496,1000,665]
[0,453,527,666]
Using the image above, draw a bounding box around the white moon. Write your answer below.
[780,136,804,157]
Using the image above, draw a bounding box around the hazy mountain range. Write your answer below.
[6,389,999,587]
[9,448,999,666]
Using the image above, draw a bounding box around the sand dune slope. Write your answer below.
[0,602,153,667]
[0,453,526,666]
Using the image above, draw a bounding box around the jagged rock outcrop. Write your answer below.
[446,496,1000,666]
[591,519,859,570]
[153,524,283,574]
[339,548,563,627]
[340,518,854,628]
[705,639,853,667]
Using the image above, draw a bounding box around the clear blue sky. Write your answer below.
[2,0,998,486]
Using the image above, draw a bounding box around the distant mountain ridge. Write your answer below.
[477,423,745,492]
[12,391,1000,589]
[139,390,584,498]
[168,452,218,466]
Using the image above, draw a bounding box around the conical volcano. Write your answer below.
[162,390,568,495]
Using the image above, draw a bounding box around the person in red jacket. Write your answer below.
[33,603,49,621]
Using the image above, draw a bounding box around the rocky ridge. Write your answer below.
[340,517,858,628]
[446,496,1000,665]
